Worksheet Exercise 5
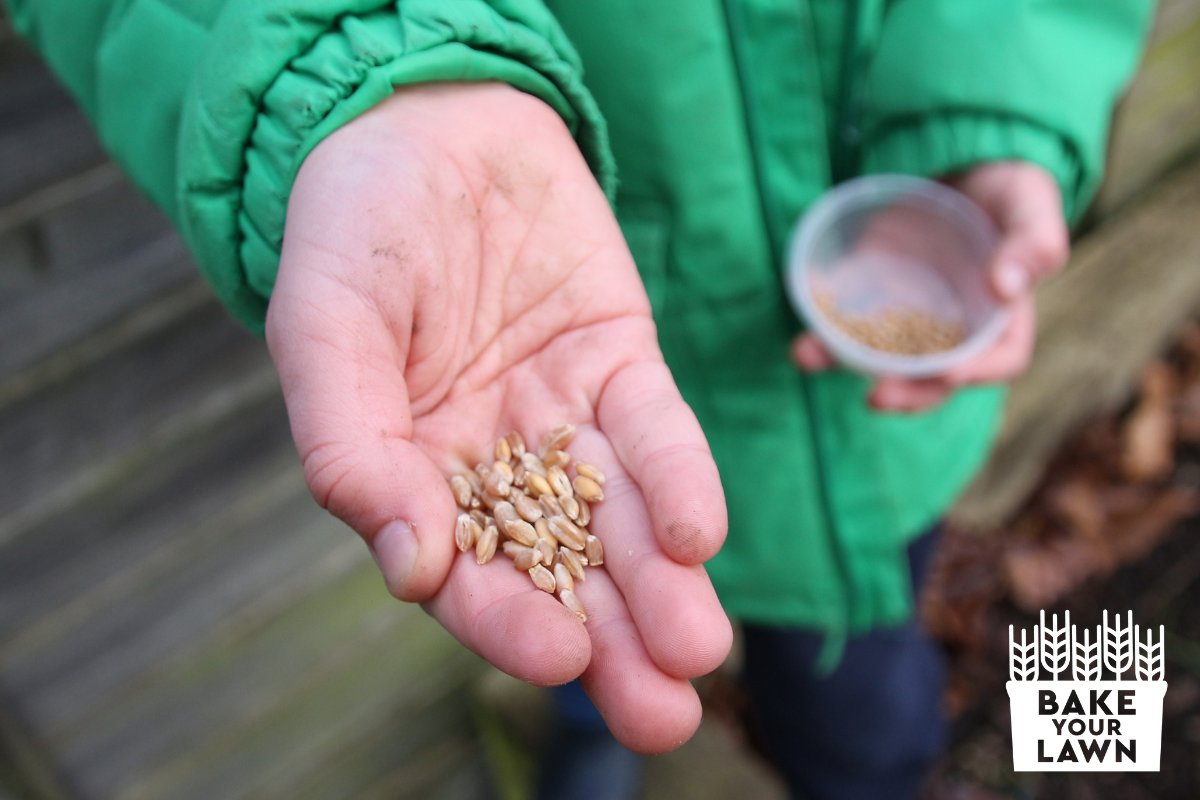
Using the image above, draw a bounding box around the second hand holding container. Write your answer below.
[786,175,1009,378]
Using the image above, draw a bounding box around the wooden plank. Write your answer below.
[0,398,299,656]
[9,500,348,742]
[951,150,1200,529]
[0,166,162,282]
[0,235,196,385]
[0,220,39,296]
[0,48,158,303]
[0,45,72,135]
[0,36,106,212]
[0,406,400,796]
[0,693,76,800]
[0,194,176,343]
[1090,0,1200,218]
[297,714,487,800]
[0,295,276,546]
[0,373,490,799]
[644,715,786,799]
[0,163,121,238]
[0,275,211,411]
[126,603,480,800]
[44,545,374,792]
[0,97,105,212]
[62,564,483,800]
[474,670,786,800]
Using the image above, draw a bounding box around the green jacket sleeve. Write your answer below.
[6,0,615,332]
[858,0,1155,222]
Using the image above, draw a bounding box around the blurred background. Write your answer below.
[1,2,1199,799]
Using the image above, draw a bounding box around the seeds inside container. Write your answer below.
[815,290,966,355]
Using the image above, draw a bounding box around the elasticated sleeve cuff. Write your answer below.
[861,112,1086,221]
[856,0,1154,234]
[176,0,615,333]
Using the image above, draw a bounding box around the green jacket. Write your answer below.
[9,0,1153,643]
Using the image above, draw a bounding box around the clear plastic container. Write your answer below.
[786,175,1008,378]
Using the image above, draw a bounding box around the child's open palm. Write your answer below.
[266,84,731,753]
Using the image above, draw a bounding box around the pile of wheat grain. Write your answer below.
[816,291,966,355]
[448,424,605,622]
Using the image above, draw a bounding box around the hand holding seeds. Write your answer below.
[267,84,731,753]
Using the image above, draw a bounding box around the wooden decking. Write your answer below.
[3,2,1200,798]
[0,19,490,799]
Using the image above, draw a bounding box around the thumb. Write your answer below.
[305,435,456,604]
[978,165,1070,301]
[266,272,455,604]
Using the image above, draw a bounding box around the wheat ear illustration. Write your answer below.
[1009,624,1039,681]
[1039,610,1069,680]
[1071,623,1101,682]
[1103,610,1134,679]
[1136,623,1165,681]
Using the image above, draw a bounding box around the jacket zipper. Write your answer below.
[719,0,854,642]
[800,0,870,662]
[831,0,864,183]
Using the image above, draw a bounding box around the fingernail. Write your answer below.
[994,261,1029,299]
[370,519,418,595]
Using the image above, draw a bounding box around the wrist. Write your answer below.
[304,82,575,178]
[388,82,571,143]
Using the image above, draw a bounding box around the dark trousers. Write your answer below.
[539,529,946,800]
[741,529,946,800]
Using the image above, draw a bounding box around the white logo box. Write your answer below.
[1007,680,1167,771]
[1007,611,1167,773]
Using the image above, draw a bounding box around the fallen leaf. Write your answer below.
[1175,381,1200,444]
[1120,362,1176,482]
[1106,486,1200,564]
[1101,484,1158,516]
[1174,321,1200,385]
[922,531,1003,651]
[1164,676,1200,718]
[1045,476,1106,538]
[1002,535,1097,612]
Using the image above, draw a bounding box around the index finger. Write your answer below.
[596,360,727,565]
